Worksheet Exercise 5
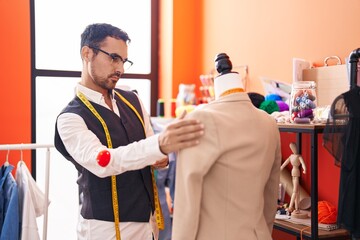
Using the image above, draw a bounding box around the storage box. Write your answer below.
[302,64,350,107]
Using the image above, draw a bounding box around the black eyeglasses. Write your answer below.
[89,46,133,70]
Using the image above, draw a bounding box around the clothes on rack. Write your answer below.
[0,144,53,240]
[0,164,20,240]
[337,86,360,238]
[323,86,360,238]
[16,160,48,240]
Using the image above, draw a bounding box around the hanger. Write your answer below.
[19,148,24,166]
[4,149,10,167]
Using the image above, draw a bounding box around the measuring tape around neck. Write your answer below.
[114,91,164,230]
[77,91,164,239]
[77,91,121,240]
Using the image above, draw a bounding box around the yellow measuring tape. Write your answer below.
[77,90,164,240]
[114,91,165,231]
[77,91,121,240]
[219,87,244,97]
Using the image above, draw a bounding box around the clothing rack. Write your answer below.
[0,143,54,240]
[349,48,360,89]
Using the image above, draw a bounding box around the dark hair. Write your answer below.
[80,23,131,50]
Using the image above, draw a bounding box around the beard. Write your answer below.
[90,67,120,91]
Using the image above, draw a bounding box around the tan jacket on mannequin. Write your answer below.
[172,73,281,240]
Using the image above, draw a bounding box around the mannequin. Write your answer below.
[213,53,244,99]
[280,142,307,218]
[172,52,281,240]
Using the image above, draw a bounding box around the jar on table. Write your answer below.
[176,84,196,108]
[290,81,317,123]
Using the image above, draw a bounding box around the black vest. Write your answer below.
[54,89,155,222]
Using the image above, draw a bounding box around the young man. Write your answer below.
[54,23,204,240]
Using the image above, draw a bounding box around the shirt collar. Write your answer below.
[75,83,115,104]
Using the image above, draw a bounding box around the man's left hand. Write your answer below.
[152,157,169,169]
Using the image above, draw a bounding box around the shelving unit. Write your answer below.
[275,123,350,240]
[274,219,349,239]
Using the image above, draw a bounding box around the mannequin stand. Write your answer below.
[291,210,309,219]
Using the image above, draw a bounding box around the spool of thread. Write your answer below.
[294,117,311,124]
[156,99,164,117]
[171,99,176,118]
[298,109,313,118]
[318,201,337,224]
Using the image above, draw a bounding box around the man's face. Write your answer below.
[87,37,128,91]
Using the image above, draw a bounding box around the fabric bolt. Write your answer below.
[0,165,20,240]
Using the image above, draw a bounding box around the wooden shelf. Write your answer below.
[277,123,325,239]
[274,220,350,239]
[277,122,326,131]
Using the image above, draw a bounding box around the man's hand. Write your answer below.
[158,110,204,155]
[152,157,169,169]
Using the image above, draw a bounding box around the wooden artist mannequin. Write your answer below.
[280,142,307,217]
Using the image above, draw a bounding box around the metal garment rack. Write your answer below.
[0,143,54,240]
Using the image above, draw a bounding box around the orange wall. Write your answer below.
[172,1,203,95]
[163,0,360,97]
[163,1,358,239]
[163,0,360,202]
[0,0,32,169]
[202,0,360,92]
[159,0,204,116]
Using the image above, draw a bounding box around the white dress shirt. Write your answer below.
[57,83,166,240]
[16,161,48,240]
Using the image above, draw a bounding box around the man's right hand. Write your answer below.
[158,110,204,154]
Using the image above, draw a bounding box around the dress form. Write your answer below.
[213,53,244,99]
